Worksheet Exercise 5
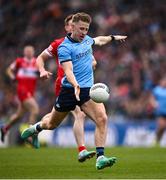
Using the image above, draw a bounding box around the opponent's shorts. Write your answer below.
[54,87,90,112]
[17,88,34,102]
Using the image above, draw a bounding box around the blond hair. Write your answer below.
[72,12,92,24]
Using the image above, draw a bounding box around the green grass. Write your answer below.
[0,147,166,179]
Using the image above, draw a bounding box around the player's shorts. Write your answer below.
[156,114,166,119]
[17,88,34,102]
[54,87,90,112]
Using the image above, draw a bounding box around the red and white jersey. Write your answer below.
[11,57,38,96]
[45,37,65,96]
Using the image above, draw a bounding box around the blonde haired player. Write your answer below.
[22,12,127,170]
[35,14,96,161]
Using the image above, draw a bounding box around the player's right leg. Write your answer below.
[72,106,96,162]
[0,103,25,142]
[22,97,39,125]
[81,99,117,170]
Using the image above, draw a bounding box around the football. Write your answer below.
[89,83,110,103]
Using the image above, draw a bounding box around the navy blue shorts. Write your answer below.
[54,87,90,112]
[156,114,166,119]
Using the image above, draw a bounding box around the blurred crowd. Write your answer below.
[0,0,166,121]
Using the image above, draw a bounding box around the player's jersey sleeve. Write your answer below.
[45,41,56,57]
[10,58,21,70]
[57,45,72,63]
[86,35,95,46]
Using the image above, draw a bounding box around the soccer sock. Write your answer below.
[78,145,86,152]
[3,124,11,133]
[96,147,104,158]
[36,123,43,132]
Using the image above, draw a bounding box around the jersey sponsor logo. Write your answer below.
[76,49,91,59]
[17,68,38,78]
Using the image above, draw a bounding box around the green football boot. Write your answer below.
[32,134,40,149]
[96,155,117,170]
[78,150,96,162]
[21,125,36,140]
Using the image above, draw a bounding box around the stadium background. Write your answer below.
[0,0,166,147]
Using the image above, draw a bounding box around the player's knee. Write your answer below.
[31,105,39,115]
[96,113,108,127]
[76,113,85,121]
[80,112,86,119]
[35,106,39,115]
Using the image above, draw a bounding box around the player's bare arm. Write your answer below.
[92,56,97,70]
[61,61,80,101]
[149,94,158,109]
[93,35,127,46]
[6,64,16,80]
[36,51,53,79]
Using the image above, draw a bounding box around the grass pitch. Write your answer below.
[0,147,166,179]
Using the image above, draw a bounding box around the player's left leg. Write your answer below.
[21,107,69,147]
[0,102,25,142]
[72,106,96,162]
[19,97,39,148]
[81,99,117,170]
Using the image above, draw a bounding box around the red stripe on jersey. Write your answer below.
[47,37,65,95]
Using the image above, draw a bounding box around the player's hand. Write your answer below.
[92,59,97,70]
[40,70,53,79]
[74,85,80,101]
[10,76,16,82]
[114,35,127,42]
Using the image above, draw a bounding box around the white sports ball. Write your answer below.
[89,83,110,103]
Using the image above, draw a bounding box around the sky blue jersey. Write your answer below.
[152,86,166,115]
[57,34,94,88]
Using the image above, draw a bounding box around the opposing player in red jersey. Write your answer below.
[0,45,39,145]
[36,14,97,162]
